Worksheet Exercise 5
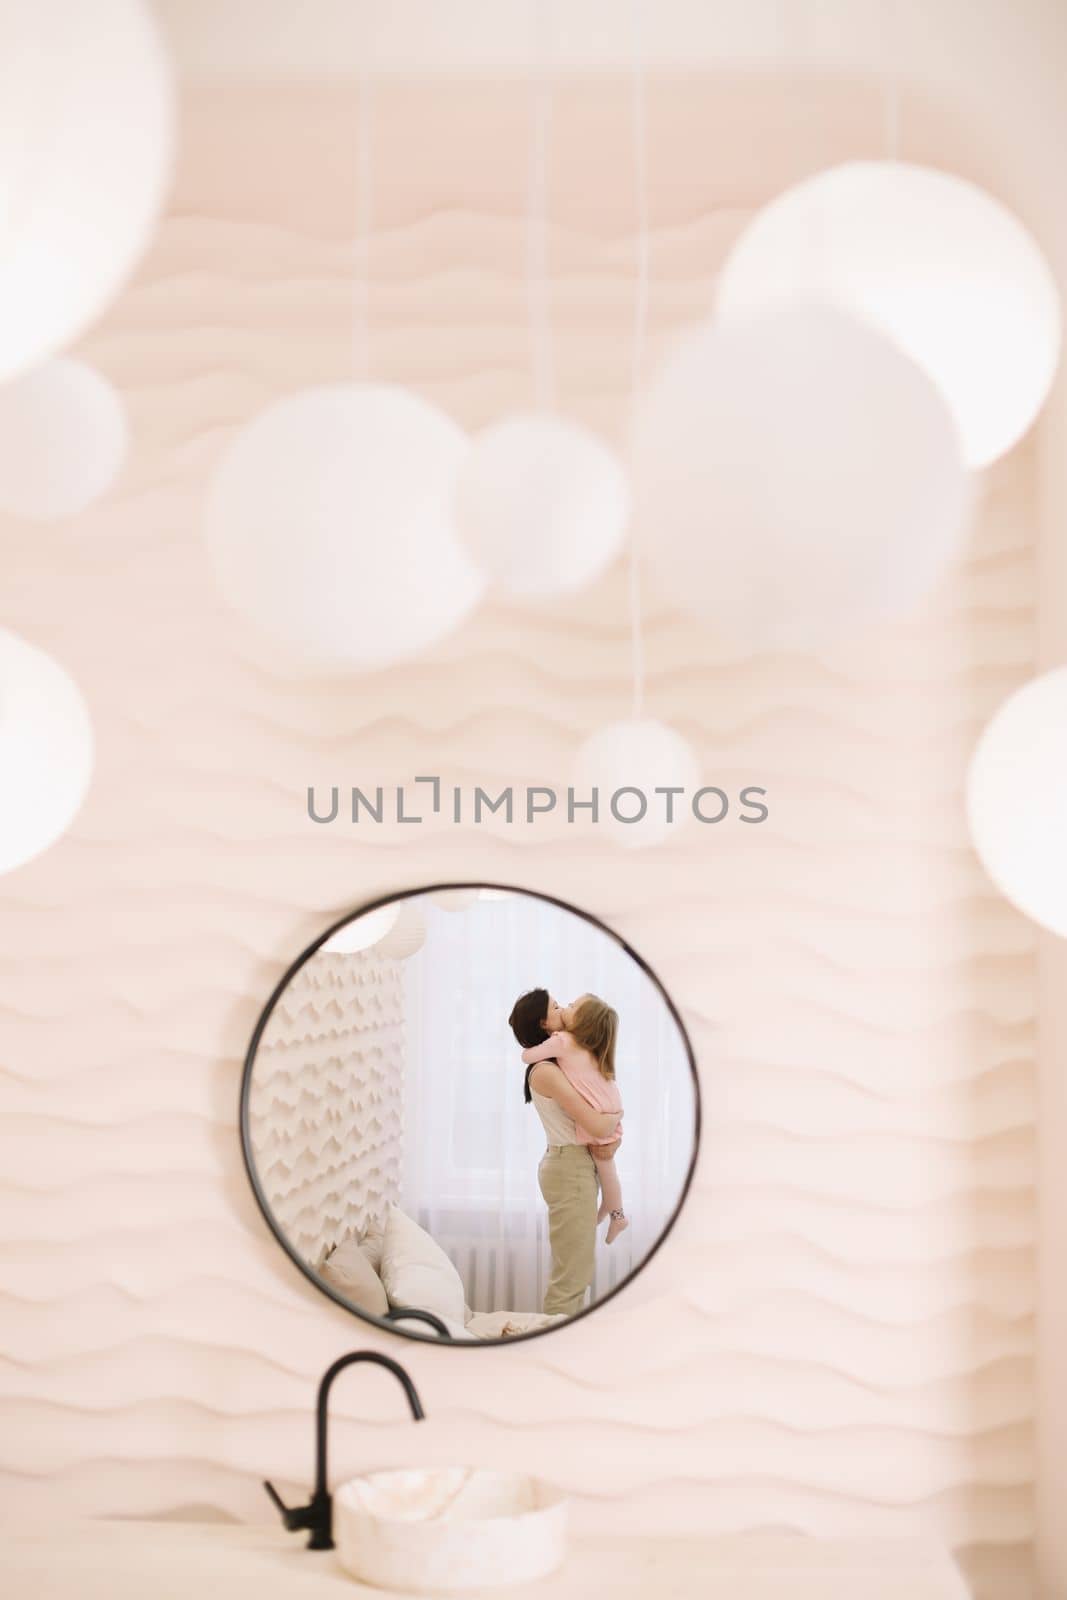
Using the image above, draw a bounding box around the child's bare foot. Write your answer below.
[606,1210,629,1245]
[597,1199,611,1224]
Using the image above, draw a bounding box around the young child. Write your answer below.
[520,993,629,1244]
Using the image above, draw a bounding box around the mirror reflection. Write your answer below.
[244,885,699,1342]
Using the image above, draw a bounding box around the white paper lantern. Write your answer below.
[633,306,970,651]
[428,889,480,912]
[966,666,1067,938]
[454,413,628,597]
[0,0,174,381]
[0,627,93,874]
[717,161,1061,468]
[376,902,426,961]
[0,359,127,519]
[204,385,487,671]
[322,904,400,954]
[571,718,701,848]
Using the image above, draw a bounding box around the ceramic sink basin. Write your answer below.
[333,1466,569,1591]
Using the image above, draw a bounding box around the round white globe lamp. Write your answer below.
[571,717,701,848]
[717,161,1061,468]
[322,905,401,955]
[0,359,127,519]
[455,413,628,597]
[204,385,487,672]
[966,666,1067,937]
[633,306,971,650]
[0,0,174,381]
[0,627,93,874]
[376,902,427,961]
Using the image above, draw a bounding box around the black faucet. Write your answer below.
[263,1350,426,1551]
[384,1306,452,1338]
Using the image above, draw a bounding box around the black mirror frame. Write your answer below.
[239,880,702,1348]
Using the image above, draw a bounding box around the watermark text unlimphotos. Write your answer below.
[307,776,769,828]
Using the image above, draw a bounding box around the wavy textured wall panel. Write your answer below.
[0,77,1036,1600]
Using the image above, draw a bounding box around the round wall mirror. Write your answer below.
[241,883,700,1344]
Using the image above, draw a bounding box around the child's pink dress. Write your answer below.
[520,1032,623,1146]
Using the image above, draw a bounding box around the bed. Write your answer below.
[316,1205,566,1341]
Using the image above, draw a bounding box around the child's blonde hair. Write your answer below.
[569,993,618,1081]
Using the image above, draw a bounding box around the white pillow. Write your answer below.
[319,1238,389,1317]
[379,1205,466,1326]
[358,1218,385,1274]
[389,1311,471,1342]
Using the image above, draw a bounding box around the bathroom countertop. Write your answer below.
[6,1519,971,1598]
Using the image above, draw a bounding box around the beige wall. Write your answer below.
[0,71,1048,1600]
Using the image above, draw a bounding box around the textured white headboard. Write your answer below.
[246,951,405,1264]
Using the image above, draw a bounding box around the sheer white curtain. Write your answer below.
[401,893,695,1314]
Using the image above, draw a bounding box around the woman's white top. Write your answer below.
[530,1086,581,1146]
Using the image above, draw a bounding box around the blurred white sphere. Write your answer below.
[455,413,628,596]
[0,359,127,519]
[376,902,427,961]
[204,385,487,671]
[717,161,1061,468]
[966,666,1067,937]
[0,0,174,381]
[322,905,401,954]
[572,717,701,848]
[633,306,971,651]
[428,889,480,912]
[0,627,93,874]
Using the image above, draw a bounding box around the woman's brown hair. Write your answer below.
[569,994,618,1080]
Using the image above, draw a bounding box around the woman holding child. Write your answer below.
[508,988,627,1317]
